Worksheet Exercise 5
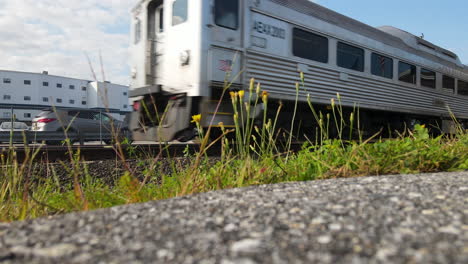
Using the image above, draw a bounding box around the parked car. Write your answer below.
[0,121,29,131]
[0,121,30,144]
[31,108,129,144]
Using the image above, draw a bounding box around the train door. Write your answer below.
[147,0,165,85]
[208,0,243,85]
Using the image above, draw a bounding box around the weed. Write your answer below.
[1,72,467,222]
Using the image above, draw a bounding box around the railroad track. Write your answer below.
[0,142,307,163]
[0,143,210,163]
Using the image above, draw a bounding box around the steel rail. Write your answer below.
[0,143,209,163]
[0,141,308,163]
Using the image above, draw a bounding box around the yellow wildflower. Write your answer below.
[261,91,269,101]
[191,114,201,123]
[238,90,245,99]
[229,91,236,98]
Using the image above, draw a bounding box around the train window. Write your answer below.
[458,80,468,96]
[158,7,164,32]
[442,75,455,93]
[214,0,239,30]
[420,68,436,88]
[172,0,188,26]
[398,61,416,84]
[134,19,141,44]
[337,42,364,72]
[371,53,393,79]
[292,28,328,63]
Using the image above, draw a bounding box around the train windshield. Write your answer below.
[214,0,238,30]
[172,0,188,26]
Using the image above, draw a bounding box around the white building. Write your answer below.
[0,69,130,122]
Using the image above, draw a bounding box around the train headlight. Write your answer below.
[180,50,190,66]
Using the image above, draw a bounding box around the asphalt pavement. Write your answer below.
[0,171,467,263]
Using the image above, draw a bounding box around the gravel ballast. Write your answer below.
[0,171,467,263]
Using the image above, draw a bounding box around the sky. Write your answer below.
[0,0,466,86]
[317,0,468,64]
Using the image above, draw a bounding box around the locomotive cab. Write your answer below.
[129,0,244,141]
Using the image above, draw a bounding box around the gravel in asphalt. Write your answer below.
[0,171,467,263]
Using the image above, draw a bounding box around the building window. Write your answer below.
[214,0,238,30]
[3,112,11,118]
[3,78,11,84]
[43,97,49,102]
[43,82,49,87]
[81,86,86,91]
[398,61,416,84]
[56,98,62,103]
[420,68,436,88]
[24,113,31,118]
[70,85,75,90]
[337,42,364,72]
[458,80,468,96]
[24,80,31,85]
[82,101,87,105]
[123,92,127,96]
[24,96,31,101]
[172,0,188,26]
[292,28,328,63]
[371,53,393,79]
[69,99,75,104]
[123,105,128,109]
[3,95,11,100]
[57,83,62,88]
[442,75,455,93]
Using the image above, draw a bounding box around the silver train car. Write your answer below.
[129,0,468,141]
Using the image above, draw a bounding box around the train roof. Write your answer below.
[377,26,459,61]
[270,0,465,69]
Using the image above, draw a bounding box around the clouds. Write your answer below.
[0,0,134,85]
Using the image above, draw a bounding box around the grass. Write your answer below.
[0,76,467,222]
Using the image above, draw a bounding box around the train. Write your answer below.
[128,0,468,141]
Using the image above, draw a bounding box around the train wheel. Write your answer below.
[174,127,198,142]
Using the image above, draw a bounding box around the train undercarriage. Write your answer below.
[129,88,466,143]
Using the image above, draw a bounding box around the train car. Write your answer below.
[128,0,468,141]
